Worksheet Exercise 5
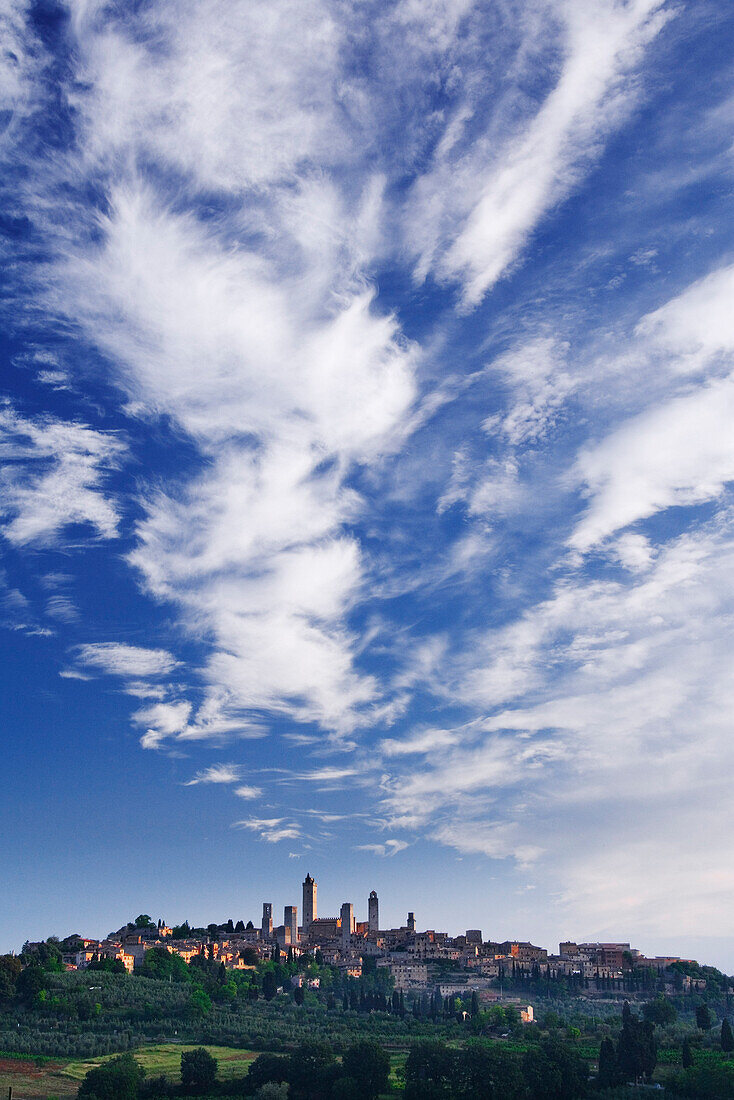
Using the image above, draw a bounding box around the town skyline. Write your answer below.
[17,870,726,1003]
[7,869,734,976]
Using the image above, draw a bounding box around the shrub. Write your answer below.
[77,1053,145,1099]
[181,1047,217,1092]
[255,1085,290,1100]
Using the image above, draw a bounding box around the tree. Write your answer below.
[643,995,677,1026]
[671,1059,734,1097]
[682,1039,693,1069]
[0,954,22,1000]
[140,946,190,981]
[617,1009,657,1084]
[331,1079,361,1100]
[22,940,63,971]
[241,946,259,966]
[288,1040,337,1100]
[88,956,126,974]
[341,1040,390,1099]
[78,1053,144,1099]
[471,990,480,1016]
[404,1041,455,1100]
[134,914,152,928]
[722,1017,734,1052]
[453,1041,525,1099]
[262,969,277,1001]
[255,1085,290,1100]
[140,1073,175,1098]
[597,1038,619,1089]
[696,1003,713,1030]
[523,1038,587,1099]
[187,987,212,1017]
[235,920,245,933]
[16,965,46,1006]
[294,983,305,1006]
[181,1047,217,1093]
[247,1053,289,1092]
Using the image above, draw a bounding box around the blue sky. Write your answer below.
[2,0,734,969]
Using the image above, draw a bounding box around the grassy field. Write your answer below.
[0,1044,259,1099]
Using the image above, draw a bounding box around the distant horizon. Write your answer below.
[3,0,734,976]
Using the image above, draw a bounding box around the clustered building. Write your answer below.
[56,876,707,1000]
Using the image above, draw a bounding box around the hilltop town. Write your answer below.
[29,872,720,1007]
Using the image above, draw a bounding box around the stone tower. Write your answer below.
[284,905,298,946]
[368,890,379,934]
[302,873,317,929]
[261,902,273,938]
[340,901,354,950]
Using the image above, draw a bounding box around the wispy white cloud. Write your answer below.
[482,337,574,447]
[45,595,79,622]
[380,726,462,757]
[185,763,240,786]
[123,681,169,701]
[0,585,52,636]
[355,838,409,857]
[571,263,734,552]
[54,146,416,739]
[0,0,42,149]
[433,821,542,866]
[235,817,302,843]
[294,767,359,782]
[378,512,734,930]
[0,406,125,547]
[36,369,71,390]
[76,642,179,678]
[411,0,671,303]
[233,784,263,800]
[135,701,192,750]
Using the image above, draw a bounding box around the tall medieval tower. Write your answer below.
[302,873,317,929]
[368,890,379,934]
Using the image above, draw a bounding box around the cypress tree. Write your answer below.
[598,1037,618,1089]
[721,1017,734,1052]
